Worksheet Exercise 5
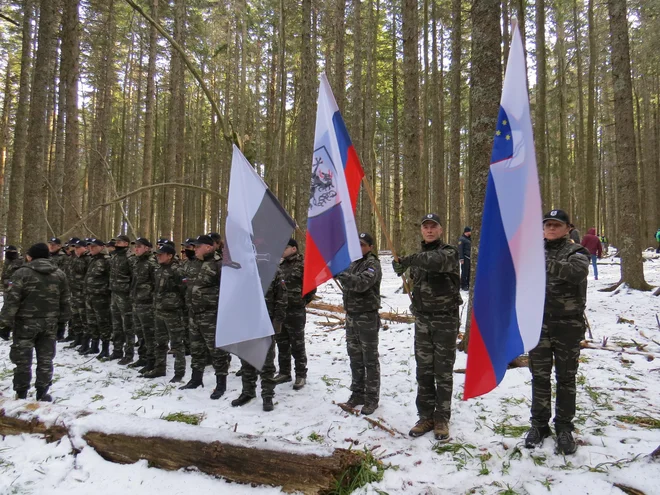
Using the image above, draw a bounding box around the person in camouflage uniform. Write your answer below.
[47,238,68,271]
[1,245,24,291]
[129,237,158,373]
[525,209,590,456]
[393,213,461,441]
[180,235,231,400]
[336,232,382,416]
[147,244,186,382]
[66,240,90,349]
[273,239,315,390]
[109,235,133,363]
[179,238,200,355]
[84,238,112,359]
[0,243,70,401]
[231,270,287,412]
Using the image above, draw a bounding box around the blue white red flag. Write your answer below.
[303,74,364,295]
[464,24,545,399]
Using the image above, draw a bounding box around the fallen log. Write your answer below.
[0,398,363,494]
[308,301,415,324]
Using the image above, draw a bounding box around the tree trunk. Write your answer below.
[391,9,402,250]
[6,0,34,246]
[21,0,57,246]
[448,0,462,244]
[402,0,421,255]
[432,2,445,224]
[606,0,650,290]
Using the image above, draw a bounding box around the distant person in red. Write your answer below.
[580,228,602,280]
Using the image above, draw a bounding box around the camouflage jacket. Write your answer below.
[544,237,589,317]
[84,253,110,296]
[69,254,91,293]
[190,252,221,314]
[338,251,382,314]
[50,249,68,270]
[154,262,185,312]
[405,239,461,314]
[131,252,157,304]
[1,257,24,290]
[109,247,133,293]
[180,257,203,308]
[265,269,287,324]
[280,253,315,312]
[0,259,70,326]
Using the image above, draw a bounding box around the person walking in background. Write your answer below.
[457,227,472,291]
[580,228,603,280]
[599,233,609,255]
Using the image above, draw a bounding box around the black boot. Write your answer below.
[36,388,53,402]
[83,339,100,356]
[96,341,110,360]
[144,368,167,379]
[525,425,551,449]
[78,335,90,354]
[169,373,184,383]
[63,333,75,342]
[556,429,577,455]
[231,393,254,407]
[117,355,134,366]
[139,358,155,375]
[127,357,148,369]
[210,375,227,400]
[180,370,204,390]
[16,390,28,400]
[262,397,274,412]
[66,334,82,349]
[236,368,243,377]
[106,347,124,361]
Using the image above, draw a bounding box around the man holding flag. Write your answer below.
[393,214,461,441]
[526,209,589,455]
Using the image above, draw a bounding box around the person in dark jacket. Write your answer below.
[392,213,461,441]
[580,228,602,280]
[129,237,158,372]
[83,239,112,359]
[335,232,382,416]
[47,238,68,270]
[67,240,90,350]
[0,243,70,401]
[273,238,316,390]
[457,227,472,290]
[109,235,133,362]
[525,209,589,456]
[1,245,24,291]
[568,224,581,244]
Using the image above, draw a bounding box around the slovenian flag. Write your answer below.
[216,145,296,370]
[303,74,364,295]
[464,23,545,399]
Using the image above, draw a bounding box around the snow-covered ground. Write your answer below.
[1,251,660,495]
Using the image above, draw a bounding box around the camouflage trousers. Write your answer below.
[69,289,87,337]
[346,311,380,404]
[182,304,191,352]
[275,311,307,378]
[239,336,276,399]
[86,293,112,342]
[10,318,57,393]
[190,311,230,376]
[133,303,155,360]
[154,310,186,376]
[414,310,459,422]
[529,315,585,431]
[110,291,131,353]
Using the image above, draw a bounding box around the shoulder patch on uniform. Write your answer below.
[367,268,375,273]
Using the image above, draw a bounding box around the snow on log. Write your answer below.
[0,397,362,494]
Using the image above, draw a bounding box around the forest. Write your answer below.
[0,0,658,289]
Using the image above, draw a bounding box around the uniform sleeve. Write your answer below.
[337,257,381,293]
[273,277,287,323]
[404,246,459,273]
[457,241,465,260]
[547,251,589,284]
[58,273,71,324]
[0,270,24,325]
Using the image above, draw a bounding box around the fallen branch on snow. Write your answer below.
[613,483,647,495]
[0,398,363,494]
[580,341,656,360]
[308,301,415,324]
[334,402,406,438]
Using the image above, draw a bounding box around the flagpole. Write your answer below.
[361,175,412,299]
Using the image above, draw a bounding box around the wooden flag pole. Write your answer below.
[361,176,412,300]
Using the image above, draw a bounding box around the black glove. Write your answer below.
[57,323,66,341]
[273,321,283,334]
[0,325,10,341]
